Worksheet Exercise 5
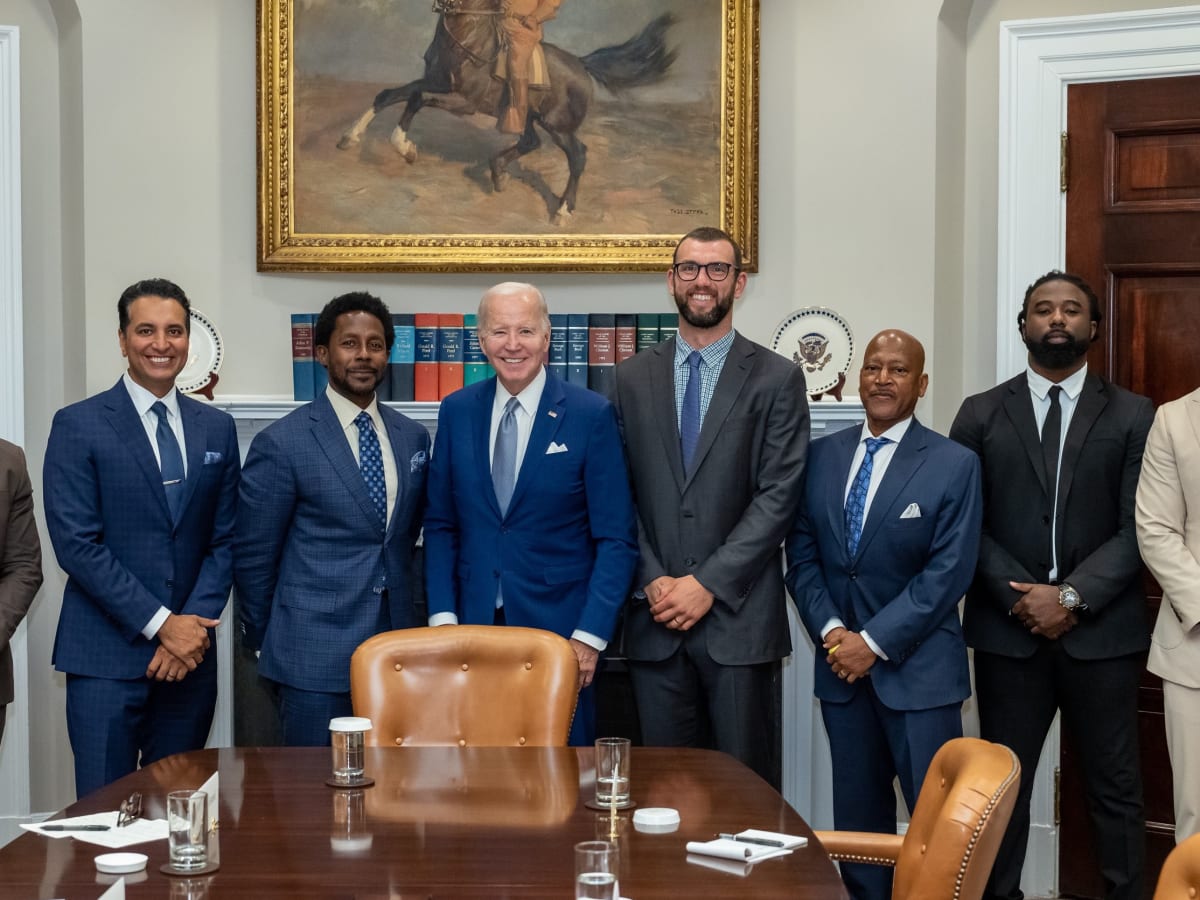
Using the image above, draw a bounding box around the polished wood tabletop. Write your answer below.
[1,746,848,898]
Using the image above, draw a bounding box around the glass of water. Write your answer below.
[329,716,372,785]
[167,790,208,870]
[575,840,618,900]
[594,737,631,806]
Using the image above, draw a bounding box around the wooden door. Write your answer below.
[1064,72,1200,899]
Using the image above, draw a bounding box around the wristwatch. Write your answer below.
[1058,583,1086,612]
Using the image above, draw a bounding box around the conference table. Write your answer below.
[1,746,849,898]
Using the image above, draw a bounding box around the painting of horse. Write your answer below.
[258,0,758,271]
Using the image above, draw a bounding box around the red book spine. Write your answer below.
[414,314,439,402]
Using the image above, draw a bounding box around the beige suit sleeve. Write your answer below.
[1136,400,1200,632]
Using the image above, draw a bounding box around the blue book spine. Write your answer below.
[567,314,590,386]
[389,314,415,402]
[463,314,489,385]
[290,314,315,402]
[549,313,568,382]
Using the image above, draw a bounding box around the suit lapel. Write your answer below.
[825,427,860,559]
[854,421,928,561]
[508,372,566,514]
[1186,390,1200,448]
[683,334,752,492]
[1057,374,1108,515]
[1001,373,1048,496]
[473,379,503,518]
[381,408,414,535]
[649,340,687,493]
[103,383,173,522]
[311,394,383,531]
[176,394,207,519]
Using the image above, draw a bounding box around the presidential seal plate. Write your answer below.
[176,309,224,399]
[770,308,854,396]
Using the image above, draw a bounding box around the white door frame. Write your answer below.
[0,22,29,825]
[999,5,1200,895]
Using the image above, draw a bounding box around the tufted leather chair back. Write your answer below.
[1153,832,1200,899]
[891,737,1021,900]
[350,625,578,747]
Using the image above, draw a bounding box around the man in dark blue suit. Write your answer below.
[236,293,429,747]
[44,278,240,798]
[423,282,638,746]
[785,330,983,900]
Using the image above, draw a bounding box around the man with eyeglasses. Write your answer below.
[613,226,810,786]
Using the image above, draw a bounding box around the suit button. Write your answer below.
[165,580,174,588]
[1042,515,1050,524]
[849,573,857,581]
[685,557,696,567]
[682,510,694,518]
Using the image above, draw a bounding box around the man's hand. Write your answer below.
[568,639,600,691]
[650,575,714,631]
[1010,582,1077,640]
[644,576,675,606]
[826,630,876,682]
[146,645,190,682]
[156,613,219,669]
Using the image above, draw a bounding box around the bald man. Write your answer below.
[785,330,983,900]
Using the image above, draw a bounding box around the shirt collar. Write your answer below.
[495,365,547,418]
[325,384,382,432]
[123,372,181,420]
[675,329,737,367]
[857,416,913,446]
[1026,363,1088,402]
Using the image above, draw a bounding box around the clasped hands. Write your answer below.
[1009,581,1077,640]
[822,626,876,683]
[146,613,220,683]
[645,575,713,632]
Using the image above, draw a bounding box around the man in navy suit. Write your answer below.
[235,292,430,747]
[44,278,240,797]
[423,282,638,746]
[786,330,983,900]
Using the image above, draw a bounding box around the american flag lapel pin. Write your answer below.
[548,410,558,418]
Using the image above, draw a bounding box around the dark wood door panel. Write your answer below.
[1112,125,1200,210]
[1109,272,1200,403]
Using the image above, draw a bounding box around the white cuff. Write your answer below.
[143,606,171,640]
[570,630,607,652]
[428,612,459,627]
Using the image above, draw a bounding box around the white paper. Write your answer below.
[685,852,756,877]
[683,837,792,863]
[736,828,808,849]
[22,812,168,849]
[199,771,219,830]
[98,878,126,900]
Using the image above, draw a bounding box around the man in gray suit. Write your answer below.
[613,226,810,784]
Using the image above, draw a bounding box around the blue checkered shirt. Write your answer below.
[674,329,736,429]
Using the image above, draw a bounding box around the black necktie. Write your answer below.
[151,401,185,521]
[1041,386,1062,492]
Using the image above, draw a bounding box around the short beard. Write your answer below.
[674,288,733,330]
[1024,333,1090,370]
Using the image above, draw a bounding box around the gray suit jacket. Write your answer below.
[0,440,42,706]
[613,333,810,665]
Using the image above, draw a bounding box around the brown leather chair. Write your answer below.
[1153,832,1200,899]
[349,625,578,747]
[815,737,1021,900]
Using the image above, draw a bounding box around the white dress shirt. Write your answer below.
[324,385,399,526]
[1026,363,1087,580]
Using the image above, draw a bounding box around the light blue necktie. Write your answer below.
[492,397,520,516]
[680,351,703,472]
[151,401,185,521]
[355,411,386,527]
[844,437,890,557]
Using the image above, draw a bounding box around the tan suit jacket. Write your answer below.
[1137,387,1200,688]
[0,439,42,706]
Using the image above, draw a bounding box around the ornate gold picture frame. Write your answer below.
[257,0,758,272]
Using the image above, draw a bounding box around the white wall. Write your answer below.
[5,0,1198,818]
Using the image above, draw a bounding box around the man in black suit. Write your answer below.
[613,226,810,785]
[950,271,1153,900]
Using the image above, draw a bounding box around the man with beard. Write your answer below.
[612,226,810,785]
[235,292,430,746]
[950,271,1153,900]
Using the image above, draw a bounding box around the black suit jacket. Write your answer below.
[613,333,810,666]
[949,371,1154,660]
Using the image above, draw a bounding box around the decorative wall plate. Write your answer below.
[177,309,224,398]
[770,307,854,396]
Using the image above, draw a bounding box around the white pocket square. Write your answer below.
[546,442,569,455]
[899,502,922,519]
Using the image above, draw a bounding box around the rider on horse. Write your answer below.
[495,0,562,133]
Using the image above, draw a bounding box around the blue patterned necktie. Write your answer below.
[492,397,520,516]
[844,436,890,557]
[151,401,185,521]
[355,411,386,527]
[680,351,703,472]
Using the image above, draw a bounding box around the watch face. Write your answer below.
[1060,587,1081,609]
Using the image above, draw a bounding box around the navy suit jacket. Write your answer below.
[423,372,637,641]
[44,381,240,679]
[234,393,429,693]
[785,418,982,711]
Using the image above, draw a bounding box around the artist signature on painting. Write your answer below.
[671,208,706,216]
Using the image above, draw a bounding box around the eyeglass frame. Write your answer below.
[671,261,740,282]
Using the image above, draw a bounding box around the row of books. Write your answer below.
[291,313,681,402]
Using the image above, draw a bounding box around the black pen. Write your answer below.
[41,824,111,832]
[717,832,785,848]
